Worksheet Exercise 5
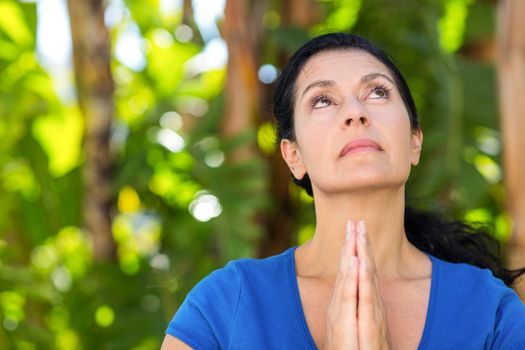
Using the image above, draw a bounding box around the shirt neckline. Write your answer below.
[287,246,439,350]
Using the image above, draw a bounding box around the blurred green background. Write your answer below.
[0,0,510,348]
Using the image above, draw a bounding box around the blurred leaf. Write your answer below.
[0,1,33,49]
[31,108,83,177]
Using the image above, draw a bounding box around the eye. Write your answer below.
[369,84,392,99]
[311,94,333,109]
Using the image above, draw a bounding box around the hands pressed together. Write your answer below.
[324,220,392,350]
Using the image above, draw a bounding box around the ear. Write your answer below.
[410,129,423,166]
[280,139,307,180]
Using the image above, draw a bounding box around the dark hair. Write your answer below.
[272,32,525,287]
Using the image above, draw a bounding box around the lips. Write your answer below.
[339,138,383,157]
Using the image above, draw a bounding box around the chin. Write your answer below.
[313,174,408,195]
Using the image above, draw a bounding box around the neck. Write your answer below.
[296,186,422,280]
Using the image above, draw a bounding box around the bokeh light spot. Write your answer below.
[95,305,114,327]
[189,192,222,222]
[258,64,278,84]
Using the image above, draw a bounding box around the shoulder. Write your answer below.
[431,255,510,298]
[166,248,295,348]
[231,247,294,282]
[177,247,294,312]
[429,256,525,348]
[195,246,294,295]
[429,255,525,318]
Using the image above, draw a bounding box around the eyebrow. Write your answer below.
[300,72,395,98]
[361,72,395,85]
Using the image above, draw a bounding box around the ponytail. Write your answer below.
[404,206,525,287]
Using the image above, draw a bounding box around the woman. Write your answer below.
[162,33,525,349]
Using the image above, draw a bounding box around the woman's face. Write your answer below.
[281,50,423,195]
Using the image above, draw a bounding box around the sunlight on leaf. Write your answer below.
[473,154,501,184]
[0,1,33,48]
[464,207,491,224]
[115,83,156,126]
[0,40,20,61]
[95,305,114,327]
[113,213,162,274]
[312,0,362,34]
[494,214,511,242]
[56,328,81,350]
[297,225,314,245]
[32,108,83,177]
[116,85,155,125]
[22,70,58,102]
[257,121,277,155]
[119,249,141,275]
[169,150,195,172]
[148,168,200,207]
[31,244,58,271]
[178,68,225,100]
[146,37,199,97]
[438,0,475,53]
[289,183,313,204]
[0,291,26,326]
[31,227,91,282]
[55,227,92,279]
[118,186,142,214]
[113,215,133,243]
[1,160,39,199]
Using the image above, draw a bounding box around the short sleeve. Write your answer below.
[491,282,525,349]
[166,262,242,350]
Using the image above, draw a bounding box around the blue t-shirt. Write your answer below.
[166,247,525,349]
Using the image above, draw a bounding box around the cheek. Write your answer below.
[294,124,328,166]
[381,113,414,159]
[295,110,336,141]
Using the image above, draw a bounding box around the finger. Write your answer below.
[358,256,390,349]
[340,222,358,328]
[339,255,359,331]
[356,220,378,279]
[347,219,358,257]
[332,221,357,305]
[356,220,380,306]
[328,221,358,324]
[326,254,359,349]
[358,256,380,349]
[338,254,358,310]
[356,221,389,349]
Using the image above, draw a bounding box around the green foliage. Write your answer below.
[0,0,507,348]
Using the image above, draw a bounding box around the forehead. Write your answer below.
[297,50,392,86]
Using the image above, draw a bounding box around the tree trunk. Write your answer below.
[257,0,319,258]
[280,0,318,27]
[496,0,525,297]
[222,0,319,258]
[222,0,264,152]
[67,0,116,261]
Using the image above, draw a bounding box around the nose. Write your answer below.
[343,115,369,127]
[341,98,370,129]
